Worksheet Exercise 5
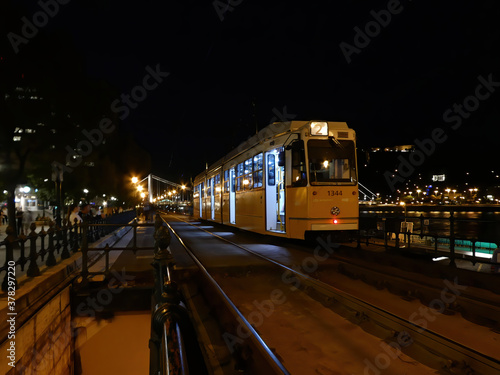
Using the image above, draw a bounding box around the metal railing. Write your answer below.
[149,214,206,375]
[0,210,137,291]
[359,209,500,270]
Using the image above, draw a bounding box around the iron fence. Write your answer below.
[359,209,500,270]
[0,210,137,291]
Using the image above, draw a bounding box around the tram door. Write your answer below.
[265,149,286,232]
[229,168,236,224]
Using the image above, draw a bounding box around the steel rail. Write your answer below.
[169,216,500,375]
[161,218,291,375]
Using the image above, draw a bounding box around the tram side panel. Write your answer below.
[235,188,264,233]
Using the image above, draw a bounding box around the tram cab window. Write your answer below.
[308,139,357,185]
[290,140,307,187]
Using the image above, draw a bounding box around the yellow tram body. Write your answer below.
[193,121,359,240]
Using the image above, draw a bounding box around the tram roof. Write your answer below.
[203,121,349,174]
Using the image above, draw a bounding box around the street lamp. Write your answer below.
[132,177,138,184]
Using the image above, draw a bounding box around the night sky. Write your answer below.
[6,0,500,186]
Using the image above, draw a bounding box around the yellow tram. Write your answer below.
[193,121,359,240]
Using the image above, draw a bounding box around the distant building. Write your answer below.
[370,145,414,152]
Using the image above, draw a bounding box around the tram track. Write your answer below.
[162,215,500,375]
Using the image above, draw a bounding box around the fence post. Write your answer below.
[27,223,40,277]
[18,231,27,271]
[132,219,138,251]
[46,222,57,267]
[1,226,16,291]
[55,223,61,255]
[449,209,456,267]
[395,220,400,249]
[39,226,47,261]
[80,218,90,288]
[61,219,70,259]
[471,240,476,266]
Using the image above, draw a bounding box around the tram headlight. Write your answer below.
[330,206,340,216]
[310,121,328,136]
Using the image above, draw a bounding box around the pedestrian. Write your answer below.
[68,204,82,225]
[79,202,92,220]
[22,209,33,234]
[1,207,7,224]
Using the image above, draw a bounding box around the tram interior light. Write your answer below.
[310,121,328,136]
[323,160,329,169]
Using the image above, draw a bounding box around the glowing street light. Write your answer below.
[132,177,138,184]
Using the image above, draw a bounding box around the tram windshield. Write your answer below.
[308,139,357,185]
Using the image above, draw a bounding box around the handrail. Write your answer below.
[150,214,195,375]
[0,210,137,291]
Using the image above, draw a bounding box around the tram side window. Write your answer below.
[253,153,263,188]
[200,182,204,198]
[215,174,221,193]
[236,162,244,191]
[267,154,275,186]
[244,158,253,190]
[291,141,307,187]
[224,170,230,193]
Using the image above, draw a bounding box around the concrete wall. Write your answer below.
[1,286,73,375]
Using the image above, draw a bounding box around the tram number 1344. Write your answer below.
[327,190,343,196]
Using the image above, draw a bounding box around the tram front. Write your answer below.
[286,121,359,241]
